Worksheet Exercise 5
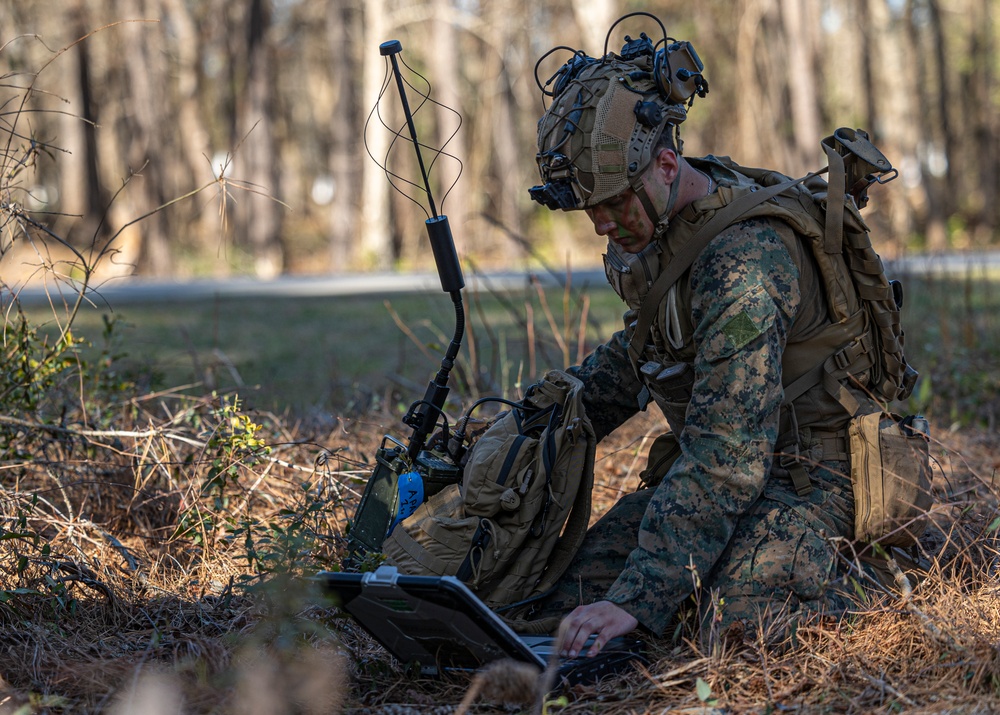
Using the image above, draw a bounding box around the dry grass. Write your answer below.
[0,397,998,715]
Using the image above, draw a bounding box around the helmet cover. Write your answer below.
[533,55,686,210]
[530,21,707,211]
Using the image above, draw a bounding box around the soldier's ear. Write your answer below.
[652,147,679,184]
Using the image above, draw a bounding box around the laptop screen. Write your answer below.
[319,566,543,675]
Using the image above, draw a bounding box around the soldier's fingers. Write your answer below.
[586,631,608,657]
[565,621,595,657]
[560,601,640,657]
[560,611,598,657]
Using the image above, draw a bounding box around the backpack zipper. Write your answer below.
[495,434,528,487]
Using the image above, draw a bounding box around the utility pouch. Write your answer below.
[848,412,932,547]
[638,432,682,490]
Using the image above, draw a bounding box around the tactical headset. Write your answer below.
[530,12,708,218]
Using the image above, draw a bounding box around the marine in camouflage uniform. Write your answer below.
[527,25,878,656]
[538,159,869,643]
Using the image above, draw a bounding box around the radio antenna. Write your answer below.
[382,40,440,217]
[378,40,466,461]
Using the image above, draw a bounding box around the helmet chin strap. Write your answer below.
[631,168,682,243]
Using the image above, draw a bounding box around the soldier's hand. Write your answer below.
[558,600,638,658]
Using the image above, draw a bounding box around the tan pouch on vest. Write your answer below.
[848,412,932,547]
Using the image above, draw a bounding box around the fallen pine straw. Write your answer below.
[0,402,998,714]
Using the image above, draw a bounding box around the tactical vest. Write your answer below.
[604,147,916,493]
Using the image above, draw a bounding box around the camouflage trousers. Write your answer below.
[535,462,865,642]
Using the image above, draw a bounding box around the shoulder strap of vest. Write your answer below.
[823,140,847,254]
[626,171,824,379]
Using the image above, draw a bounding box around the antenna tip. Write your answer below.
[380,40,402,56]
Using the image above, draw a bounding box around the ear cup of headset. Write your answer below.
[654,42,708,103]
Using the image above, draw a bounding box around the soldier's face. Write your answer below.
[585,188,655,253]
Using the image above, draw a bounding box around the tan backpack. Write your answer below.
[381,370,597,609]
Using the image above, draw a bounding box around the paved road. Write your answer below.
[6,251,998,306]
[6,268,609,305]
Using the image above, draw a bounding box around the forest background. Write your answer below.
[2,0,997,287]
[1,2,1000,713]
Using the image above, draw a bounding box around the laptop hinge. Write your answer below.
[364,564,401,587]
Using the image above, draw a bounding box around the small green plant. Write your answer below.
[0,494,83,618]
[202,396,272,497]
[0,307,82,417]
[86,314,137,416]
[174,395,271,548]
[232,477,343,585]
[171,395,346,586]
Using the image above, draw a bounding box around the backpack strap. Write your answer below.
[526,424,596,596]
[822,140,847,254]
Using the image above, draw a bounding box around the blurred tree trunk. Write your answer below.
[327,0,362,271]
[863,0,917,254]
[482,0,527,261]
[570,0,613,54]
[237,0,285,277]
[427,0,468,255]
[735,0,792,169]
[855,0,878,136]
[970,0,999,239]
[905,0,948,251]
[359,0,392,268]
[779,0,822,173]
[58,0,110,248]
[117,0,174,275]
[928,0,956,217]
[162,0,218,255]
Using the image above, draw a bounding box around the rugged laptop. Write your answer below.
[317,565,645,686]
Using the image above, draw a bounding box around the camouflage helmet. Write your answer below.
[529,16,708,212]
